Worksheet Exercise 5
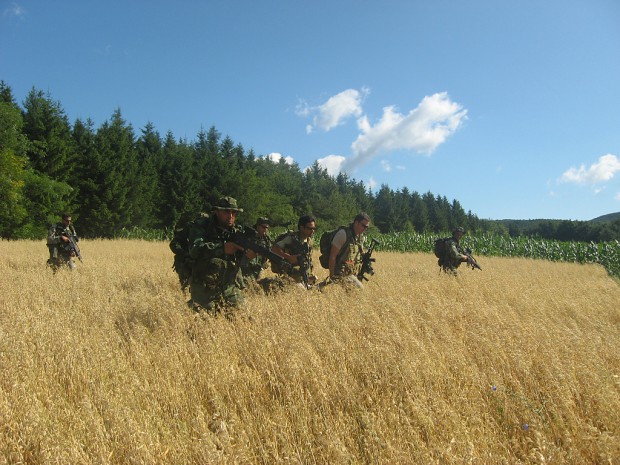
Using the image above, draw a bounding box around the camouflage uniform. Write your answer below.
[441,227,466,275]
[240,232,272,284]
[188,218,246,312]
[332,225,365,278]
[47,221,78,271]
[325,218,370,289]
[272,231,316,286]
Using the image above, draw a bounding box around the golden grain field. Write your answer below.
[1,239,619,465]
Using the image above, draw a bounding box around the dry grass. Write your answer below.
[1,239,619,464]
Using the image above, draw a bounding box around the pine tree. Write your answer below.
[91,109,138,236]
[135,122,163,228]
[0,84,29,238]
[21,87,76,182]
[160,132,200,228]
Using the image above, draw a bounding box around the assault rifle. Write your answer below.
[271,220,294,229]
[357,238,380,282]
[66,235,83,262]
[226,228,293,273]
[297,241,312,289]
[464,247,481,270]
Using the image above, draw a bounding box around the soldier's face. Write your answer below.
[63,217,72,226]
[354,219,370,236]
[256,224,269,236]
[301,221,316,239]
[216,209,237,228]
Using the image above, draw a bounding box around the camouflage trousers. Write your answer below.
[189,276,244,314]
[47,247,76,272]
[440,264,460,276]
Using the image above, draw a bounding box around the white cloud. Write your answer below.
[295,100,310,118]
[380,160,392,172]
[4,2,25,18]
[316,154,346,176]
[344,92,467,172]
[560,154,620,185]
[301,88,368,134]
[368,177,378,190]
[264,152,294,165]
[615,192,620,202]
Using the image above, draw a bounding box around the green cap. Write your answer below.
[212,196,243,212]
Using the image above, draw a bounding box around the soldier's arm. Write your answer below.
[450,242,468,262]
[188,224,226,259]
[329,229,347,277]
[48,226,69,244]
[271,235,300,266]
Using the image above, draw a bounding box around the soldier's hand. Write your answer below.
[288,254,300,265]
[224,241,244,255]
[245,250,257,260]
[61,235,70,243]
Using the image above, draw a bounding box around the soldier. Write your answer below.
[326,212,371,289]
[271,214,317,288]
[47,213,80,272]
[240,217,273,285]
[187,196,254,314]
[442,226,470,275]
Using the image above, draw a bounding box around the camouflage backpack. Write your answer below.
[169,213,210,289]
[433,237,451,267]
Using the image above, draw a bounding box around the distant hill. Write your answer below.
[496,212,620,225]
[590,212,620,223]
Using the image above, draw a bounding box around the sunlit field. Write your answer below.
[1,240,619,464]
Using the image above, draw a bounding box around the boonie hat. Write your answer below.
[255,217,271,226]
[453,226,465,234]
[212,196,243,212]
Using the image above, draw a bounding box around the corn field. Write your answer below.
[115,226,620,279]
[372,232,620,279]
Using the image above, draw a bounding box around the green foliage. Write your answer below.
[15,170,74,239]
[0,94,29,238]
[21,87,76,182]
[373,231,620,279]
[114,226,171,241]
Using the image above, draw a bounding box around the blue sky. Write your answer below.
[2,0,619,221]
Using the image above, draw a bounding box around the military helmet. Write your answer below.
[212,196,243,212]
[453,226,465,234]
[255,217,271,226]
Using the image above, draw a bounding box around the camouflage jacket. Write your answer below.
[273,231,313,278]
[240,234,272,280]
[47,223,78,254]
[445,237,463,268]
[188,218,245,290]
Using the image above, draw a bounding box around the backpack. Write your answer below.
[169,213,209,289]
[433,237,450,265]
[318,226,350,269]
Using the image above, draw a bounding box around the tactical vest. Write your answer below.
[334,225,363,276]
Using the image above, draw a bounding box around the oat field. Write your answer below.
[1,240,619,464]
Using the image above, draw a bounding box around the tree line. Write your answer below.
[1,81,617,242]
